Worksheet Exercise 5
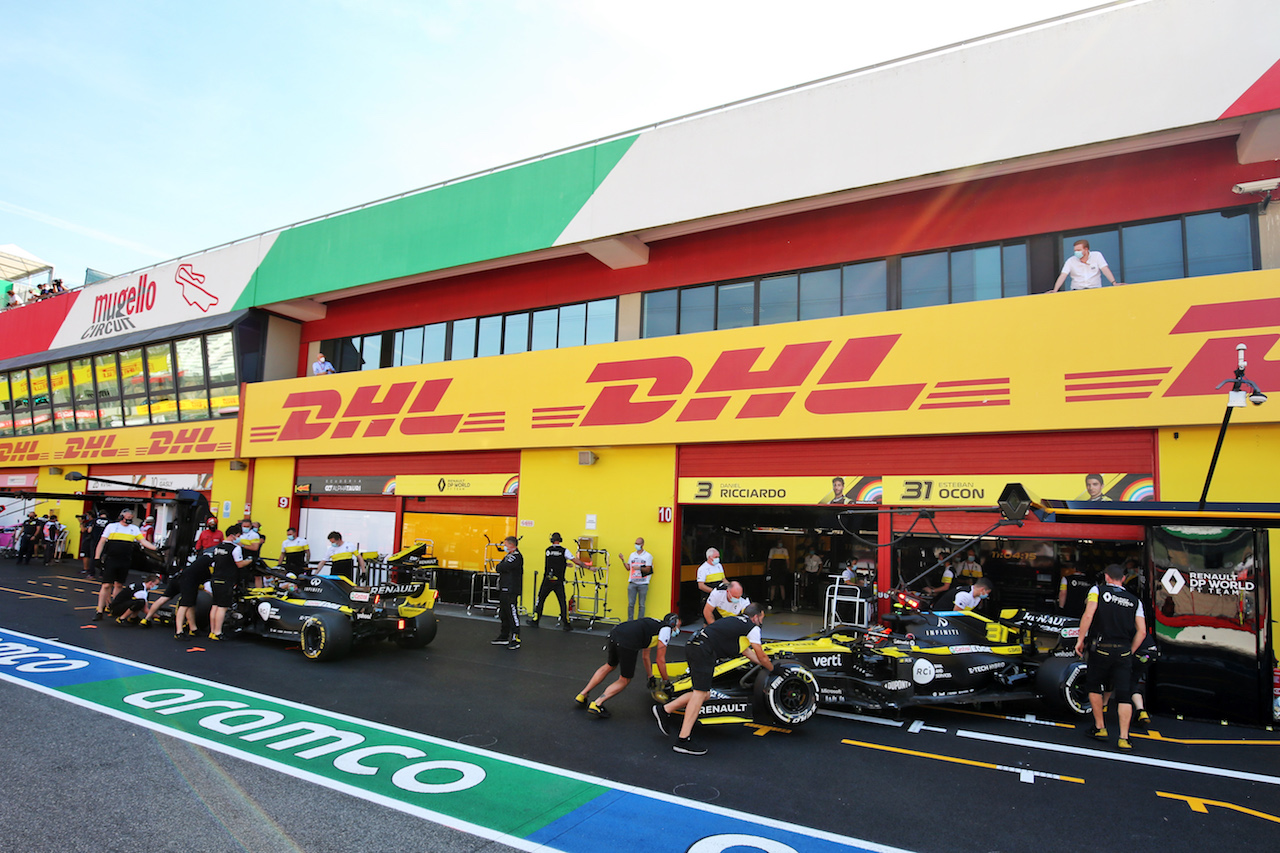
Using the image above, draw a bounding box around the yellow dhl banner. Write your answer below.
[678,476,882,505]
[0,419,237,467]
[396,474,519,497]
[241,273,1280,458]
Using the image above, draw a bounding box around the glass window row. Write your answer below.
[320,298,618,372]
[0,331,239,437]
[642,207,1256,336]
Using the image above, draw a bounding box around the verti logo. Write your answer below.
[578,335,924,427]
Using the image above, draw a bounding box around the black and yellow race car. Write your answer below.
[651,593,1087,727]
[149,560,439,661]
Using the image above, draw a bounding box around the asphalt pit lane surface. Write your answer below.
[674,783,720,802]
[458,734,498,748]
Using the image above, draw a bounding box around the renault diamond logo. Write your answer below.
[437,478,446,492]
[1161,567,1185,595]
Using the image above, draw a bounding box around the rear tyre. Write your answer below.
[1036,656,1089,715]
[395,611,438,648]
[755,662,820,726]
[300,611,353,661]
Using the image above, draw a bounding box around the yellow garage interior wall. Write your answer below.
[1158,423,1280,664]
[211,459,249,527]
[518,445,677,623]
[28,464,89,559]
[249,457,296,557]
[400,512,515,572]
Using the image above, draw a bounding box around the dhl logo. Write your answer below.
[0,440,44,464]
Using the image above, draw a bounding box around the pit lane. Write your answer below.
[3,561,1279,853]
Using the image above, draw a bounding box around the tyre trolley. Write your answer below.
[568,535,614,629]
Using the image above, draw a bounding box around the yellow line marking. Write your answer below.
[841,739,1083,784]
[938,707,1076,728]
[1158,791,1280,824]
[1138,731,1280,746]
[744,723,792,737]
[0,586,66,602]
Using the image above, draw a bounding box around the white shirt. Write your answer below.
[804,553,822,573]
[697,560,724,585]
[706,588,749,617]
[627,549,654,585]
[1060,251,1111,289]
[954,590,982,611]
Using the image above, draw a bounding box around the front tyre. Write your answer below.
[300,611,353,661]
[755,662,820,726]
[395,611,438,648]
[1036,656,1089,716]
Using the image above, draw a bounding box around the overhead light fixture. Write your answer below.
[47,467,63,475]
[229,460,248,471]
[577,451,598,466]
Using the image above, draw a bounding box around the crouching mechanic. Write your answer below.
[575,613,682,718]
[653,603,772,756]
[140,549,217,638]
[208,526,253,641]
[702,580,749,624]
[953,578,993,612]
[109,574,162,624]
[1075,563,1145,749]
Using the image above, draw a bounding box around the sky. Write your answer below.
[2,0,1109,288]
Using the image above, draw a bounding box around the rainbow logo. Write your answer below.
[855,478,883,503]
[1120,476,1155,502]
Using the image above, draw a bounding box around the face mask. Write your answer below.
[728,596,740,604]
[711,557,720,565]
[634,544,642,552]
[1073,249,1084,259]
[286,534,295,541]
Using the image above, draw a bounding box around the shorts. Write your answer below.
[102,559,131,586]
[606,639,643,680]
[685,641,716,692]
[162,575,183,599]
[210,578,235,608]
[177,573,204,608]
[1086,643,1133,699]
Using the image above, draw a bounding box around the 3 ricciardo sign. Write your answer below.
[240,275,1280,457]
[0,629,900,853]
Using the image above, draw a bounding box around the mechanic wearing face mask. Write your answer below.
[1075,563,1146,750]
[531,532,588,631]
[703,580,749,624]
[695,547,726,625]
[279,528,311,575]
[953,577,992,612]
[619,536,654,620]
[1050,239,1124,292]
[492,535,524,650]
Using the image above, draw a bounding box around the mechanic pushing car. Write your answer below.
[575,612,682,718]
[653,603,772,756]
[208,525,253,641]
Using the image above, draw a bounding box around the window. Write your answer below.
[901,252,949,309]
[843,260,888,315]
[799,268,840,321]
[49,362,75,432]
[476,315,503,358]
[0,373,11,435]
[559,303,586,348]
[1122,220,1183,284]
[174,337,208,421]
[205,331,238,418]
[1186,210,1253,276]
[451,318,476,361]
[759,275,798,325]
[641,290,678,338]
[532,308,559,350]
[585,299,616,346]
[1060,209,1255,284]
[680,285,715,334]
[504,312,529,354]
[717,281,755,329]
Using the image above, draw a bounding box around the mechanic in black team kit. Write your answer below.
[492,535,524,650]
[653,603,772,756]
[1075,563,1146,750]
[575,613,682,718]
[208,525,253,641]
[530,532,588,631]
[93,509,158,620]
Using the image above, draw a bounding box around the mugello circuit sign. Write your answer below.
[242,275,1280,458]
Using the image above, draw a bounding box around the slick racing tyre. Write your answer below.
[300,611,353,661]
[1036,656,1089,716]
[754,662,820,726]
[395,611,438,649]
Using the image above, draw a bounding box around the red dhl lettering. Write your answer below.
[270,379,462,442]
[580,335,925,427]
[62,434,118,460]
[0,440,41,463]
[147,427,219,455]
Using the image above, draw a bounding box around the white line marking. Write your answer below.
[818,709,904,727]
[957,729,1280,786]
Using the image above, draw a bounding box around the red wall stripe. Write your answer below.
[295,450,520,477]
